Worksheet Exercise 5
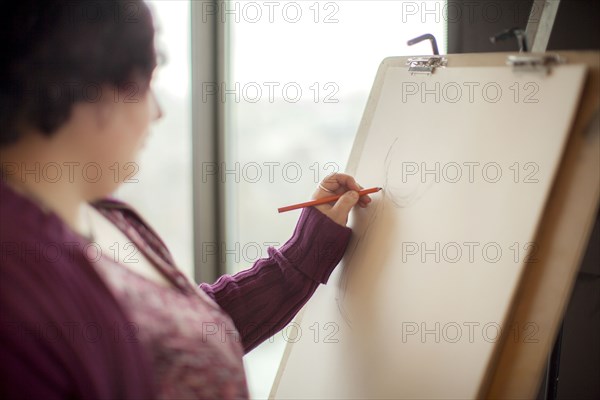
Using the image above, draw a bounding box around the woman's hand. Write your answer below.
[311,173,373,227]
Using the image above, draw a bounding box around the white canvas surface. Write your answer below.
[271,61,587,399]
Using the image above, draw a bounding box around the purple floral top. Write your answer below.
[0,178,352,399]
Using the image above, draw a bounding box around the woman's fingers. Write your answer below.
[330,190,360,225]
[312,173,373,226]
[313,173,371,201]
[316,173,360,195]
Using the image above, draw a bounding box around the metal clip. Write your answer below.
[406,56,448,75]
[506,54,565,74]
[406,34,446,75]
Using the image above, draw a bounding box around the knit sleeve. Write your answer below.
[199,206,352,353]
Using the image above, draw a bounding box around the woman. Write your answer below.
[0,1,372,398]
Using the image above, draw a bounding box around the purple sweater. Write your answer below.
[0,178,352,399]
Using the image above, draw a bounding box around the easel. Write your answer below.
[270,1,599,397]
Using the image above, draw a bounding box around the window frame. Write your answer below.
[191,1,227,283]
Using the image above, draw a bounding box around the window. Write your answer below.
[225,1,447,397]
[115,0,193,278]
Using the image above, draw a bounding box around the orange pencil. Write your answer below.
[278,187,382,213]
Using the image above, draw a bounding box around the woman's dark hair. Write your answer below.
[0,0,158,146]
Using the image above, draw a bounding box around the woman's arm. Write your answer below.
[199,206,352,353]
[199,173,372,353]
